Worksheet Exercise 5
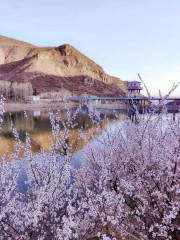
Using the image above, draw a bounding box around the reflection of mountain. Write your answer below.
[1,111,57,137]
[0,120,101,157]
[1,111,95,135]
[0,110,127,158]
[2,112,35,134]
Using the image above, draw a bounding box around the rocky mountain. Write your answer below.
[0,35,127,98]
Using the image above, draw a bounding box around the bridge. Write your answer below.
[70,96,180,101]
[69,95,180,116]
[70,79,180,102]
[69,80,179,115]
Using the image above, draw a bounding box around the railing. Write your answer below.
[167,105,180,111]
[69,96,180,101]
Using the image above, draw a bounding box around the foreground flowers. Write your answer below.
[68,115,180,240]
[0,97,179,239]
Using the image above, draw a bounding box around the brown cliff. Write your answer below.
[0,35,127,98]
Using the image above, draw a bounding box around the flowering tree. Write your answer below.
[65,112,180,240]
[0,87,179,240]
[0,104,74,239]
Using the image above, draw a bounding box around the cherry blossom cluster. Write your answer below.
[0,92,179,240]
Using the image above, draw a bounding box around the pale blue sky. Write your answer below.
[0,0,180,96]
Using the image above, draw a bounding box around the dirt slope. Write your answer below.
[0,35,127,97]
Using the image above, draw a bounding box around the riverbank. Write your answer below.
[4,100,77,112]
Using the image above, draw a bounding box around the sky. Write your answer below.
[0,0,180,96]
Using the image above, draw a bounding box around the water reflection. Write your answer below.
[0,108,128,158]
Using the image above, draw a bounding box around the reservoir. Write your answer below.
[0,108,127,159]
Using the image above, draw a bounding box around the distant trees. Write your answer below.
[0,80,11,98]
[39,88,72,101]
[0,80,33,101]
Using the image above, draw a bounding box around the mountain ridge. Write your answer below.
[0,35,127,99]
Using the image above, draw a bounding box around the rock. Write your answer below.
[0,35,127,97]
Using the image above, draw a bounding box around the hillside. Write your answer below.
[0,35,127,99]
[0,35,35,47]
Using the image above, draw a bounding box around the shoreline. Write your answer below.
[4,101,77,112]
[4,101,137,113]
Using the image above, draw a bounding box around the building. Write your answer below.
[128,81,142,97]
[26,95,40,102]
[32,95,40,101]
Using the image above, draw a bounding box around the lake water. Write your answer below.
[0,108,128,159]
